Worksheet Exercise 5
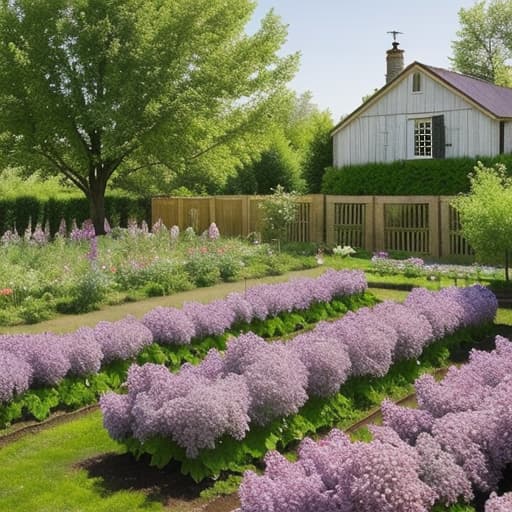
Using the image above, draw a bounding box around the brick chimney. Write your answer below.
[386,41,404,83]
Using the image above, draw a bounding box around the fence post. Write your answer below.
[374,196,385,251]
[429,196,440,258]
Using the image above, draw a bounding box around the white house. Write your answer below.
[331,44,512,168]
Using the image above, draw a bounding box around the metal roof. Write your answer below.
[423,64,512,118]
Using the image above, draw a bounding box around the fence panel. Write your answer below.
[152,194,471,258]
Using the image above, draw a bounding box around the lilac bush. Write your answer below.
[237,336,512,512]
[486,492,512,512]
[182,300,236,337]
[0,350,32,402]
[142,306,196,344]
[62,327,103,376]
[94,316,153,362]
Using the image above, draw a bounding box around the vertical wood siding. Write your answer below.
[333,70,501,167]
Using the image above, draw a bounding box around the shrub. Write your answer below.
[322,154,512,196]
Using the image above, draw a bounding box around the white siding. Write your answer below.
[333,69,501,167]
[504,121,512,154]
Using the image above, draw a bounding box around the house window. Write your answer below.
[414,118,432,157]
[412,72,421,92]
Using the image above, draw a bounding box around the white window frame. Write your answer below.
[414,118,433,158]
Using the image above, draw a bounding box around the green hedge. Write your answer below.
[322,155,512,195]
[0,194,151,235]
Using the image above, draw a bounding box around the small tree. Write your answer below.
[451,161,512,281]
[258,185,299,242]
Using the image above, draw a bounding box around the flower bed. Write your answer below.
[0,270,368,427]
[100,285,498,481]
[237,334,512,512]
[0,220,319,326]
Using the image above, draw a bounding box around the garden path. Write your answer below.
[0,267,327,335]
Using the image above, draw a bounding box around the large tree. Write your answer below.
[451,0,512,85]
[0,0,298,233]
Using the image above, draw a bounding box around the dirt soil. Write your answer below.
[78,453,240,512]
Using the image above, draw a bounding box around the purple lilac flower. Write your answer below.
[1,229,20,245]
[431,409,500,491]
[140,220,149,235]
[415,432,474,506]
[225,292,254,324]
[368,425,419,461]
[403,287,462,339]
[94,316,153,363]
[208,222,220,240]
[182,300,236,337]
[336,309,397,377]
[142,306,196,344]
[62,327,103,376]
[223,332,269,375]
[239,451,333,512]
[351,440,436,512]
[157,374,250,457]
[381,399,434,444]
[486,492,512,512]
[87,236,98,262]
[100,392,134,440]
[0,350,32,402]
[151,218,166,234]
[241,342,308,425]
[0,333,71,386]
[31,223,48,245]
[373,301,433,359]
[289,336,351,397]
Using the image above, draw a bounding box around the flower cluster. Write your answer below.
[101,285,497,460]
[0,316,153,402]
[237,336,512,512]
[142,269,367,343]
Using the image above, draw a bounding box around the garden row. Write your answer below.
[0,270,368,427]
[100,284,498,482]
[237,334,512,512]
[0,221,317,326]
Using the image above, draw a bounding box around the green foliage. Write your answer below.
[0,0,298,232]
[259,185,300,241]
[432,503,476,512]
[451,0,512,85]
[0,193,150,236]
[451,161,512,279]
[322,154,512,196]
[18,297,54,324]
[302,112,333,193]
[227,130,305,194]
[56,269,107,314]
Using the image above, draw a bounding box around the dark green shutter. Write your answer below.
[432,115,445,159]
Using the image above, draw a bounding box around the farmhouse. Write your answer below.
[332,41,512,168]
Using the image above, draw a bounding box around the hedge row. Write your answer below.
[321,154,512,196]
[0,194,151,235]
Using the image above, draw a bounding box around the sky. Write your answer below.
[247,0,478,122]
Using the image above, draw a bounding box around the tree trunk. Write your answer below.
[88,180,107,236]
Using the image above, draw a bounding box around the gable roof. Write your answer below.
[332,61,512,136]
[424,64,512,118]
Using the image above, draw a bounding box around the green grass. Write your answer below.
[0,411,165,512]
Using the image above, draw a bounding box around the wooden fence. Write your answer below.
[152,195,472,259]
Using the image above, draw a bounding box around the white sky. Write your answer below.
[247,0,478,121]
